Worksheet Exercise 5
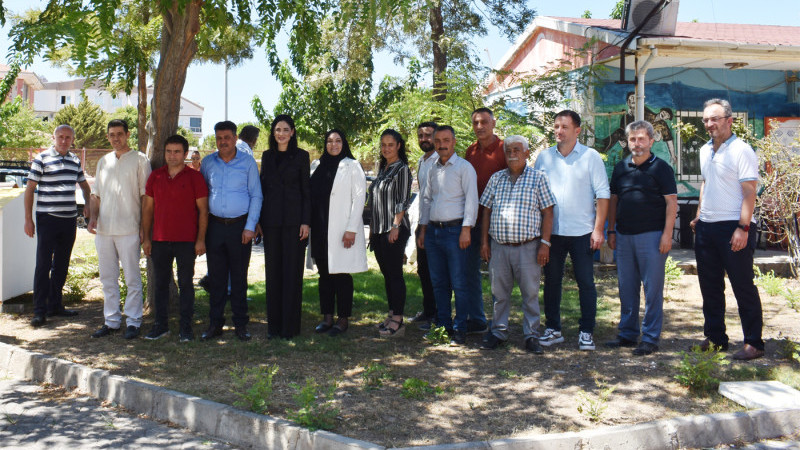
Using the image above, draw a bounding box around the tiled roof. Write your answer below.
[552,17,800,46]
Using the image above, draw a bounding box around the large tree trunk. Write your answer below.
[137,1,150,153]
[429,2,447,101]
[148,1,201,167]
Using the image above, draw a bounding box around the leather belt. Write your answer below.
[429,219,463,228]
[505,237,539,247]
[210,214,247,225]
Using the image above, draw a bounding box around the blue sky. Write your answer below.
[2,0,800,137]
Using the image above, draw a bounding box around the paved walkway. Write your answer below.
[0,379,235,449]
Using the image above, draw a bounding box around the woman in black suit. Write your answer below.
[259,114,311,339]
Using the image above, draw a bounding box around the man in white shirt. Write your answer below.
[417,125,479,345]
[533,110,610,351]
[88,119,151,340]
[689,98,763,361]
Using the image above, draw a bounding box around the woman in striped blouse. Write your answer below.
[368,129,412,337]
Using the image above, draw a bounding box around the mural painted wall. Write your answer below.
[592,67,800,196]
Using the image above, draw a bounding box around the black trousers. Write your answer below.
[695,220,764,350]
[415,226,436,317]
[264,226,307,338]
[33,213,76,316]
[206,219,250,329]
[151,241,196,330]
[372,227,410,316]
[316,257,353,317]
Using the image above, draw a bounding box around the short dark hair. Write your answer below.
[108,119,129,133]
[417,121,438,130]
[554,110,581,127]
[239,125,260,144]
[472,107,494,118]
[192,150,201,156]
[164,134,189,154]
[214,120,238,135]
[434,125,456,138]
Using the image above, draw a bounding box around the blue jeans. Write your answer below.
[695,220,763,350]
[425,225,474,332]
[616,231,667,344]
[542,233,597,333]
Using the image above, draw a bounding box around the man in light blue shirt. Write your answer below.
[200,121,263,342]
[533,110,610,351]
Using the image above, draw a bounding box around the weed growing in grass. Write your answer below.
[663,256,682,300]
[401,378,442,400]
[229,364,279,414]
[64,254,99,302]
[361,362,392,389]
[2,410,18,425]
[288,377,339,431]
[575,380,616,422]
[424,325,450,346]
[783,288,800,312]
[754,266,784,296]
[675,345,730,393]
[777,338,800,363]
[498,369,520,379]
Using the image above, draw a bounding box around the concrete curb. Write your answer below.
[2,341,798,449]
[0,342,382,449]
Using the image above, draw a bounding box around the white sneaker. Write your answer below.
[539,328,564,346]
[579,331,595,351]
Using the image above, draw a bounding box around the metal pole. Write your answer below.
[224,61,229,120]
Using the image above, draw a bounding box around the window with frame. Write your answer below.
[675,110,747,182]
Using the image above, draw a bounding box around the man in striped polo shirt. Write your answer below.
[24,124,91,327]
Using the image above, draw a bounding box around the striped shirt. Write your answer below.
[480,166,556,244]
[368,160,412,234]
[27,147,86,218]
[698,134,759,223]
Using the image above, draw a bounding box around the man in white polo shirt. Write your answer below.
[690,98,763,361]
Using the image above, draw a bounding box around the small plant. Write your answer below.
[783,288,800,312]
[424,325,450,346]
[663,256,682,299]
[754,266,784,297]
[361,362,392,389]
[675,344,730,393]
[575,380,616,422]
[288,377,339,431]
[64,255,99,302]
[2,411,18,425]
[401,377,442,400]
[229,364,279,414]
[100,414,116,429]
[777,338,800,363]
[498,369,520,379]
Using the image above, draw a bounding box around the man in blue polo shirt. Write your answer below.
[24,125,92,327]
[606,121,677,356]
[534,110,610,351]
[200,121,262,342]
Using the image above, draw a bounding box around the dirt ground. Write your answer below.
[1,233,799,447]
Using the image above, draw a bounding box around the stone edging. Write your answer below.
[2,341,798,449]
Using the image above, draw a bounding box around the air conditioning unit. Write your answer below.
[625,0,680,36]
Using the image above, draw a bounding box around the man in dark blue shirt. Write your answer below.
[606,120,677,356]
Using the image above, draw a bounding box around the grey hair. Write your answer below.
[503,135,529,152]
[625,120,654,139]
[703,98,733,117]
[54,124,74,136]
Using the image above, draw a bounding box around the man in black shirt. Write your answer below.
[605,120,677,356]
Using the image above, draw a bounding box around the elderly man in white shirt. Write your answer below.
[88,119,151,340]
[417,125,479,346]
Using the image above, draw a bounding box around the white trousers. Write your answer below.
[95,233,143,328]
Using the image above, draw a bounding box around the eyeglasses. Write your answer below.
[701,115,731,124]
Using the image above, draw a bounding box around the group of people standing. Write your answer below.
[23,97,765,360]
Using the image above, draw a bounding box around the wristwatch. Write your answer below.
[391,223,400,229]
[737,223,750,232]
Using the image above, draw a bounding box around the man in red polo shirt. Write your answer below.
[141,134,209,342]
[461,107,507,335]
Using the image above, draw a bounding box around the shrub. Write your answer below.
[361,362,392,389]
[288,377,339,431]
[229,364,279,414]
[675,345,730,393]
[754,266,784,296]
[576,380,616,422]
[401,378,442,400]
[663,256,682,299]
[424,325,450,346]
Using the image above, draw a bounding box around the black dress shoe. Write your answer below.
[314,321,333,333]
[632,341,659,356]
[604,337,638,348]
[449,330,466,345]
[30,315,46,327]
[235,327,252,341]
[525,337,544,354]
[91,324,120,338]
[46,308,79,317]
[328,324,348,337]
[480,332,506,350]
[124,326,140,340]
[201,326,223,341]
